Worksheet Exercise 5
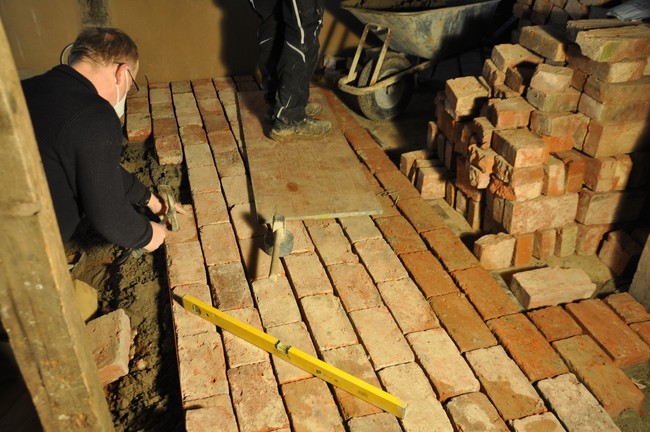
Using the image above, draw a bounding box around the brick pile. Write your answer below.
[125,79,650,431]
[402,19,650,272]
[512,0,629,31]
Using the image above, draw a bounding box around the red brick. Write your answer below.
[86,309,132,386]
[213,149,245,178]
[486,97,535,129]
[228,203,264,240]
[207,262,254,311]
[575,222,611,256]
[483,59,506,87]
[307,220,358,266]
[567,299,650,367]
[446,392,509,431]
[505,64,534,94]
[584,155,619,192]
[510,267,595,309]
[327,263,381,313]
[473,233,515,270]
[171,80,192,94]
[321,344,384,419]
[166,241,206,287]
[188,165,220,195]
[196,96,223,117]
[574,24,650,63]
[555,223,578,257]
[171,283,216,337]
[322,90,362,132]
[525,86,581,112]
[630,321,650,346]
[177,331,228,406]
[183,143,213,169]
[491,44,544,72]
[377,278,439,334]
[400,149,433,180]
[429,293,497,352]
[207,130,238,154]
[344,127,379,151]
[220,175,253,208]
[350,306,414,369]
[164,204,198,245]
[582,120,649,158]
[338,216,381,244]
[553,149,588,194]
[355,147,395,174]
[352,238,408,283]
[126,112,152,142]
[286,221,313,254]
[374,215,427,255]
[221,308,268,368]
[238,236,273,281]
[375,170,420,200]
[282,252,332,299]
[415,165,447,198]
[490,169,543,202]
[492,129,548,168]
[553,335,645,417]
[184,396,238,432]
[567,44,646,83]
[421,228,480,272]
[453,266,520,320]
[528,306,583,342]
[468,145,497,173]
[126,96,149,114]
[399,250,458,298]
[155,134,183,165]
[580,91,650,123]
[529,64,573,93]
[542,155,566,196]
[445,76,489,118]
[576,189,646,225]
[252,276,301,328]
[199,223,239,266]
[407,329,480,401]
[530,111,589,144]
[488,313,568,382]
[502,193,579,235]
[604,292,650,325]
[192,191,229,227]
[281,378,344,431]
[150,101,175,120]
[584,76,650,105]
[598,230,643,276]
[179,124,208,146]
[228,362,289,432]
[396,197,447,234]
[149,86,172,104]
[533,228,555,260]
[513,233,534,266]
[465,346,546,421]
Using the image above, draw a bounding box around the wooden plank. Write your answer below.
[239,89,382,223]
[0,21,114,431]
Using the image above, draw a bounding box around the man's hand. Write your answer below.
[143,221,167,252]
[148,191,188,220]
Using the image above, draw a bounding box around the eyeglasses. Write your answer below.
[126,68,140,96]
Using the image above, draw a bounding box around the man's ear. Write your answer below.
[115,62,129,85]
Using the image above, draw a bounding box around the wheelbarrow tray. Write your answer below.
[341,0,500,61]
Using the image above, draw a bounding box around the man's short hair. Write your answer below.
[68,27,138,69]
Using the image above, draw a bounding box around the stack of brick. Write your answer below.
[125,86,152,142]
[150,82,182,165]
[512,0,611,33]
[415,19,650,270]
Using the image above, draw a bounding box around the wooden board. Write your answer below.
[239,89,382,223]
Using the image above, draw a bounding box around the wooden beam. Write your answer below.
[0,19,114,432]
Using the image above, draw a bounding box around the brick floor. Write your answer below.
[154,81,640,431]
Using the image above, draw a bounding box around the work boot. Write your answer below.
[266,102,322,122]
[270,116,332,141]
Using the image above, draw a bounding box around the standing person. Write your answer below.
[250,0,332,140]
[22,27,168,252]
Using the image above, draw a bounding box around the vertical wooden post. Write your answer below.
[0,19,114,432]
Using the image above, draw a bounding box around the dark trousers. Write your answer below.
[250,0,325,124]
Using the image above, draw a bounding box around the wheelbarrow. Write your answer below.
[338,0,501,120]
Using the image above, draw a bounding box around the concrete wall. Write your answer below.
[0,0,362,82]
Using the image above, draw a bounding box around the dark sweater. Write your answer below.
[22,65,152,249]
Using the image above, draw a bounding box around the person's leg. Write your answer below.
[274,0,326,124]
[249,0,283,106]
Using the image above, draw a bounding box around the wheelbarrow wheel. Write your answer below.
[357,53,414,121]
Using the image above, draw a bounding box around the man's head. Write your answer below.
[68,28,140,114]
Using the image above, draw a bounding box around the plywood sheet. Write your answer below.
[239,89,381,223]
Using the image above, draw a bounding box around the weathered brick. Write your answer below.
[321,344,384,420]
[491,44,544,72]
[353,238,408,283]
[338,216,382,243]
[396,197,447,233]
[598,230,643,276]
[149,86,172,104]
[283,252,333,299]
[355,146,395,174]
[604,292,650,324]
[566,299,650,367]
[429,293,497,352]
[344,127,380,151]
[553,149,588,193]
[349,306,414,369]
[374,215,427,255]
[378,363,454,431]
[630,321,650,346]
[165,204,199,245]
[400,149,433,180]
[582,120,649,158]
[466,346,546,421]
[510,412,566,432]
[221,308,268,368]
[150,102,175,120]
[126,112,152,142]
[307,220,358,266]
[177,331,228,406]
[213,149,245,178]
[576,189,647,225]
[529,64,573,93]
[301,294,358,351]
[421,228,480,272]
[399,250,458,298]
[492,129,548,168]
[488,313,568,382]
[452,266,520,320]
[346,413,401,431]
[486,97,535,129]
[513,233,534,266]
[584,76,650,105]
[530,112,589,148]
[525,86,581,112]
[407,329,480,401]
[179,124,208,146]
[536,373,619,431]
[285,220,313,254]
[184,395,238,432]
[183,143,213,169]
[375,170,421,200]
[520,25,568,62]
[445,76,490,118]
[281,378,344,431]
[377,278,439,334]
[207,262,254,311]
[267,322,317,384]
[415,165,448,198]
[192,191,229,227]
[199,223,239,266]
[155,134,183,165]
[510,267,595,309]
[207,130,239,154]
[220,175,253,208]
[446,392,509,431]
[483,58,506,87]
[251,276,301,328]
[238,236,273,281]
[505,64,535,94]
[533,228,556,260]
[172,283,216,337]
[574,24,650,63]
[327,263,382,312]
[502,193,579,235]
[86,309,132,386]
[555,223,578,257]
[473,233,516,270]
[567,44,646,83]
[228,362,290,432]
[469,145,497,173]
[575,222,612,256]
[166,241,206,287]
[188,165,220,195]
[228,203,264,240]
[553,335,645,417]
[542,155,566,196]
